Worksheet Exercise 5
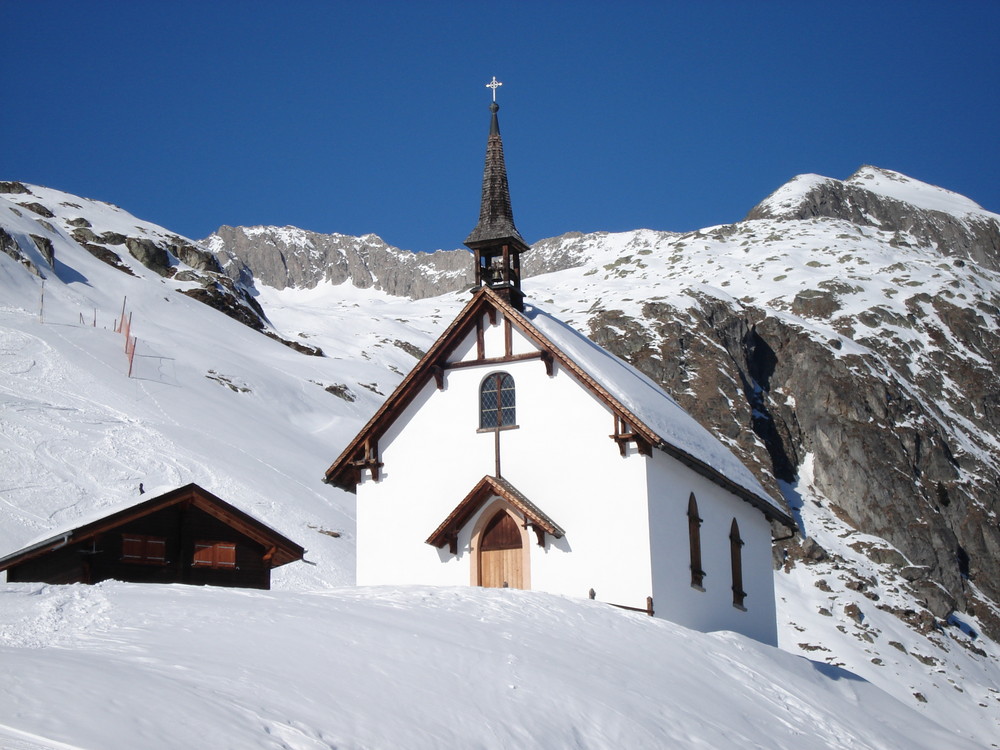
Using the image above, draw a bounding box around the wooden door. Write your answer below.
[478,510,524,589]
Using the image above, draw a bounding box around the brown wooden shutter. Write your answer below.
[122,534,167,565]
[193,541,237,569]
[193,542,213,567]
[146,537,167,564]
[688,494,705,589]
[122,535,145,561]
[730,519,746,609]
[216,543,236,568]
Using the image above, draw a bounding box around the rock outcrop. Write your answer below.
[206,225,475,298]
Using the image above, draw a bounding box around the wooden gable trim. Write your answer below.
[476,316,486,359]
[325,288,515,492]
[443,350,546,371]
[0,484,304,573]
[426,475,564,554]
[346,438,383,483]
[323,286,645,492]
[610,413,652,457]
[185,489,305,567]
[489,301,793,526]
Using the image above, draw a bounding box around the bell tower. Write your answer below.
[464,77,530,311]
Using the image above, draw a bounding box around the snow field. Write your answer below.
[0,582,983,750]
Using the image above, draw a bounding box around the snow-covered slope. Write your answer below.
[0,183,371,586]
[0,582,982,750]
[2,178,999,747]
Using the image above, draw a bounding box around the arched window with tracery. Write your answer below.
[687,494,705,589]
[480,372,516,429]
[730,518,746,610]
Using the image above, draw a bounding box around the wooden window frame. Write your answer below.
[687,494,705,590]
[730,519,747,610]
[121,534,167,566]
[479,372,516,430]
[192,540,237,570]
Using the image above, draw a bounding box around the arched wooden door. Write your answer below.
[478,510,524,589]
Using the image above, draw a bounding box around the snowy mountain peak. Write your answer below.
[745,166,1000,270]
[846,165,996,219]
[750,166,999,224]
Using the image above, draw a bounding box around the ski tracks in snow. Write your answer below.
[0,723,88,750]
[0,323,192,544]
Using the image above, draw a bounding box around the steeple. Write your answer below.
[465,77,530,310]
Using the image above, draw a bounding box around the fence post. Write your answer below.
[116,296,127,333]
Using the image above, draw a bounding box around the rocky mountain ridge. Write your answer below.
[205,224,475,299]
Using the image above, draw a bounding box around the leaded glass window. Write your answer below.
[480,372,516,428]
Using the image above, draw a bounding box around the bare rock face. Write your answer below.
[206,226,475,298]
[169,238,222,273]
[30,235,55,269]
[0,181,31,194]
[0,227,44,277]
[125,237,173,277]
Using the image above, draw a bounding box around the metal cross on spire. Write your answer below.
[486,76,503,102]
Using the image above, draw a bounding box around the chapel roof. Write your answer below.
[324,287,793,528]
[427,474,565,552]
[520,304,789,520]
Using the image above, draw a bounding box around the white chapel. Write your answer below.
[325,83,794,645]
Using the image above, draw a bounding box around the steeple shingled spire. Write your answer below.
[465,79,530,310]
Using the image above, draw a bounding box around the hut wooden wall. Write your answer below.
[7,504,272,590]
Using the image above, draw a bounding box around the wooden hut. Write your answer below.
[0,483,304,590]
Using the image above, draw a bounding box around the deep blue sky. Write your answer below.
[4,2,998,253]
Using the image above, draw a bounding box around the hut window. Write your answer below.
[687,494,705,590]
[730,519,746,610]
[121,534,167,565]
[193,541,237,569]
[480,372,516,429]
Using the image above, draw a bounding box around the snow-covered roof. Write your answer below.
[523,304,785,518]
[326,287,789,524]
[0,483,305,570]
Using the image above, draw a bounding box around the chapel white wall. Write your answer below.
[645,451,778,645]
[355,308,779,644]
[356,311,653,608]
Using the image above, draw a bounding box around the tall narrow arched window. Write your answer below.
[687,494,705,590]
[480,372,516,429]
[730,518,746,610]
